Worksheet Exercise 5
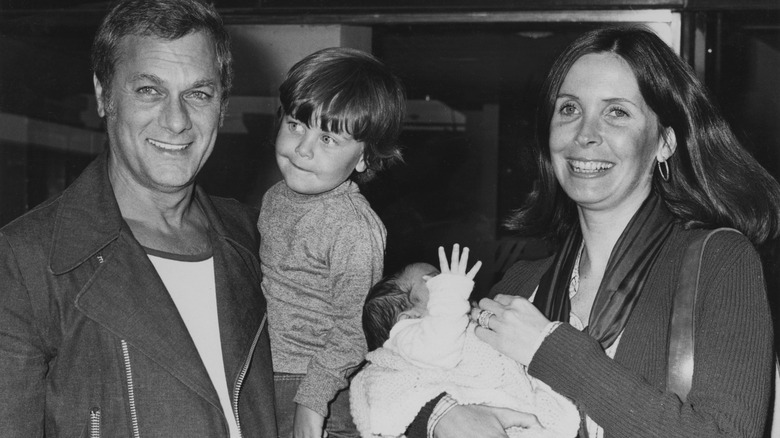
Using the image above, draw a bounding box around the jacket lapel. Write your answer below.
[74,231,220,405]
[49,151,220,408]
[197,189,265,389]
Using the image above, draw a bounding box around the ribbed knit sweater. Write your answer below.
[258,180,386,416]
[407,225,773,438]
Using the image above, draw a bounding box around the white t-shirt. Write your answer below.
[147,249,240,438]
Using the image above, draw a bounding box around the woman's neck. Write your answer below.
[577,201,643,277]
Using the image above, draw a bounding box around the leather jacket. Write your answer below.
[0,152,277,437]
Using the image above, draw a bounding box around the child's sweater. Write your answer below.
[259,180,386,416]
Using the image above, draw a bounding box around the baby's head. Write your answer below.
[362,263,439,351]
[275,47,406,194]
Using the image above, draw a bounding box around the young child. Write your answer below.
[352,245,580,438]
[258,47,405,438]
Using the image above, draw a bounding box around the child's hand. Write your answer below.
[293,404,326,438]
[437,244,482,280]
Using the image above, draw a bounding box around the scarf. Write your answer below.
[533,192,674,349]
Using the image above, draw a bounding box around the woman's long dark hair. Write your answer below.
[505,25,780,246]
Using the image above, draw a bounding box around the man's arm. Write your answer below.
[0,235,47,436]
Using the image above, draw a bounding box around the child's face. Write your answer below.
[275,114,367,195]
[396,263,440,322]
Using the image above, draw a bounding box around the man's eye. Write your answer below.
[137,86,160,95]
[188,90,212,101]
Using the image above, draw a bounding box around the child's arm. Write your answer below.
[385,245,482,369]
[294,216,385,420]
[293,404,326,438]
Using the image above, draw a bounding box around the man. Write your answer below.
[0,0,276,436]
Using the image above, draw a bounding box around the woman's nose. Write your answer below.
[575,117,601,147]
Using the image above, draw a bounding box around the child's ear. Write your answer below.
[397,310,419,322]
[355,154,367,173]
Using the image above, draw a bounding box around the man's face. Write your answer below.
[95,31,222,194]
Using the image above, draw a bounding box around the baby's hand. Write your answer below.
[438,244,482,280]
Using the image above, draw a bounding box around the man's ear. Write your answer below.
[93,74,106,118]
[657,127,678,162]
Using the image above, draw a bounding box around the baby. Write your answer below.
[351,245,580,438]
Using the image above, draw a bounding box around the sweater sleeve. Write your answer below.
[528,232,773,438]
[383,274,473,369]
[294,214,385,417]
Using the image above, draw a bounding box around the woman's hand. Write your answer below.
[434,404,542,438]
[293,403,326,438]
[471,294,552,366]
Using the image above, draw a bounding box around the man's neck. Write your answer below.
[110,168,210,255]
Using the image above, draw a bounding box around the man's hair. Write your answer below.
[362,270,412,351]
[91,0,233,110]
[278,47,406,183]
[504,25,780,245]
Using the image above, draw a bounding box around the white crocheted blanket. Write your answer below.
[350,324,580,438]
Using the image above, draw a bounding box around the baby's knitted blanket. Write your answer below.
[350,324,580,438]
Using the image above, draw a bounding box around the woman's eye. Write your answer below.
[608,107,629,118]
[559,103,578,116]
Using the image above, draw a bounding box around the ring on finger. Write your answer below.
[477,309,495,330]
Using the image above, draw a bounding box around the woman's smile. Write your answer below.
[567,159,615,175]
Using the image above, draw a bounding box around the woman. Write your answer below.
[409,26,780,438]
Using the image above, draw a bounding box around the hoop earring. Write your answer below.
[658,160,670,182]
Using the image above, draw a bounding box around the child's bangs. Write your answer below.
[288,87,377,142]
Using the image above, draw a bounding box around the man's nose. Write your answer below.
[160,97,192,134]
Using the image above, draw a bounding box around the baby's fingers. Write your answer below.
[466,260,482,279]
[438,246,450,273]
[458,247,470,274]
[450,243,461,272]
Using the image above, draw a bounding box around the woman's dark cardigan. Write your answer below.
[408,225,773,438]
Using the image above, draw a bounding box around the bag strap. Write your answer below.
[667,228,740,402]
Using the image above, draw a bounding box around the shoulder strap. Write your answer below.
[667,227,740,402]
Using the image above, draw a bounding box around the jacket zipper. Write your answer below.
[89,406,101,438]
[121,340,141,438]
[232,314,267,438]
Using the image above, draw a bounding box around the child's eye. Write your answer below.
[287,120,304,134]
[321,135,338,146]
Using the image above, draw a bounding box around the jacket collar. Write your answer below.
[61,151,264,408]
[49,150,256,274]
[50,150,122,274]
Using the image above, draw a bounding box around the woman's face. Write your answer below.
[549,52,666,215]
